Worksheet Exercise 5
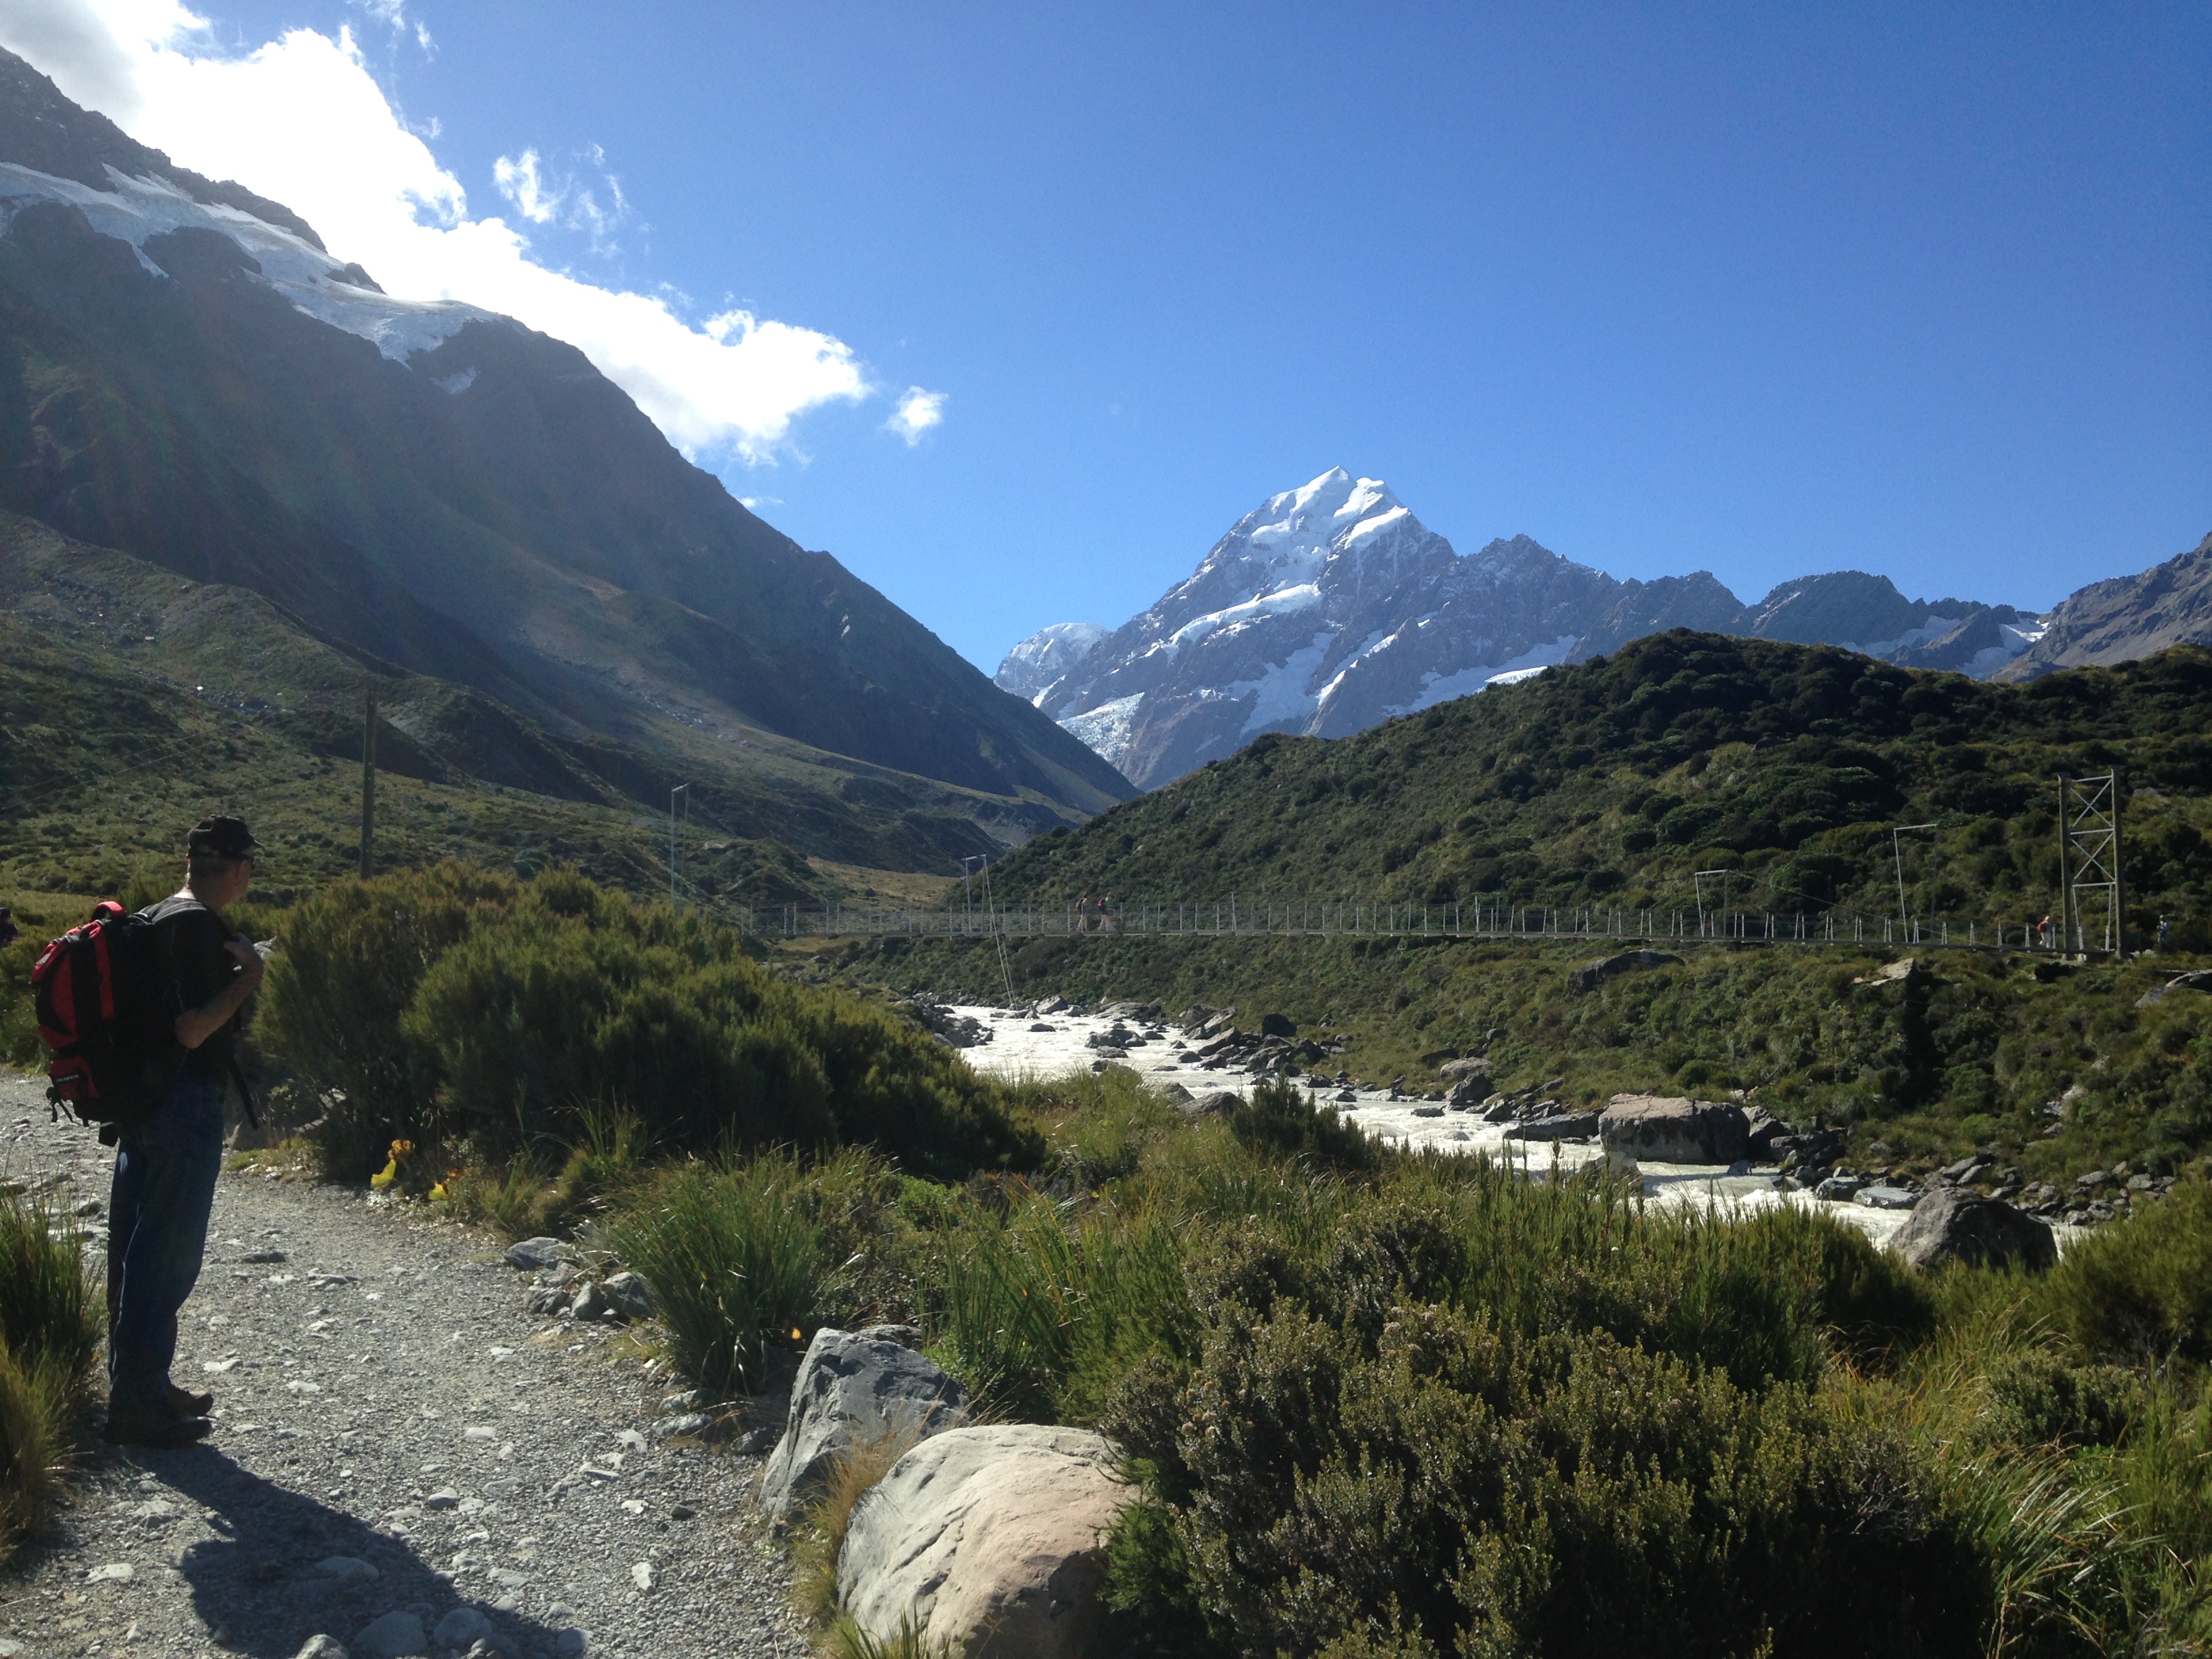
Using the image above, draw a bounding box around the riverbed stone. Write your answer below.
[1889,1187,2056,1273]
[503,1237,572,1271]
[838,1424,1134,1659]
[1504,1111,1601,1142]
[350,1612,427,1659]
[1598,1095,1749,1165]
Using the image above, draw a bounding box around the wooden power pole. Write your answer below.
[360,687,378,880]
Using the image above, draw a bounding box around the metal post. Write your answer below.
[2056,777,2072,954]
[2113,767,2127,960]
[359,686,377,880]
[669,783,689,910]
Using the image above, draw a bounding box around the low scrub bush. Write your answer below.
[2036,1176,2212,1362]
[1229,1079,1377,1172]
[259,865,1039,1181]
[0,1187,102,1559]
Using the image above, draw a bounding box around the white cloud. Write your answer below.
[0,2,877,465]
[886,386,947,446]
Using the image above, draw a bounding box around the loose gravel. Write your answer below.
[0,1071,810,1659]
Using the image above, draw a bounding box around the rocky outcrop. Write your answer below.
[1887,1187,2056,1273]
[1996,532,2212,681]
[759,1326,968,1517]
[838,1425,1134,1659]
[1566,949,1686,995]
[1599,1095,1750,1166]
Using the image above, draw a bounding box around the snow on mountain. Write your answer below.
[0,160,499,362]
[995,621,1110,701]
[1021,467,2043,788]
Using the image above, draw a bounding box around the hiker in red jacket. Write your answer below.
[104,815,266,1448]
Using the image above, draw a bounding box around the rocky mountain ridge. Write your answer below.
[0,47,1133,849]
[1003,467,2042,787]
[1994,531,2212,682]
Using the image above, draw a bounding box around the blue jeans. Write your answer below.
[107,1071,226,1414]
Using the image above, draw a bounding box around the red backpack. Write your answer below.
[28,902,181,1138]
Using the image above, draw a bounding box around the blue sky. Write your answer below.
[33,2,2212,672]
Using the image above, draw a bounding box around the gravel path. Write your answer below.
[0,1073,811,1659]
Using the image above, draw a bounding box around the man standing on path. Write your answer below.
[105,815,266,1448]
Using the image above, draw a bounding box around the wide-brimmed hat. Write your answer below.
[187,815,264,859]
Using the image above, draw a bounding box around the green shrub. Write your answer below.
[258,862,518,1176]
[2039,1178,2212,1362]
[1981,1353,2144,1448]
[259,865,1039,1181]
[399,872,1034,1176]
[606,1154,830,1395]
[1229,1079,1377,1172]
[1,933,43,1070]
[1149,1297,1988,1659]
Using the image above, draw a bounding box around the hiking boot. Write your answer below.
[166,1382,215,1417]
[104,1407,212,1449]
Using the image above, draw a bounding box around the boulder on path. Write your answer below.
[1567,949,1685,995]
[1889,1187,2056,1273]
[760,1325,968,1517]
[1599,1095,1749,1165]
[838,1424,1134,1659]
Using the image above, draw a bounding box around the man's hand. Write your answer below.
[224,933,268,989]
[176,935,267,1049]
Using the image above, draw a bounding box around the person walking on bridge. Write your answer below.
[104,815,267,1448]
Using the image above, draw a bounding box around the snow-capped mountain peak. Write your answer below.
[1000,470,2041,789]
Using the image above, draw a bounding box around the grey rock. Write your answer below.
[759,1326,970,1516]
[1889,1186,2057,1273]
[503,1237,573,1271]
[1744,1109,1793,1161]
[600,1271,655,1322]
[431,1607,493,1649]
[1599,1095,1750,1165]
[1504,1111,1601,1142]
[422,1489,460,1511]
[1180,1090,1242,1122]
[554,1629,588,1658]
[1816,1175,1867,1202]
[569,1281,609,1322]
[1437,1056,1492,1082]
[1855,1185,1920,1210]
[1411,1105,1445,1118]
[1258,1012,1297,1038]
[1568,949,1686,995]
[839,1424,1134,1659]
[295,1639,350,1659]
[352,1612,428,1659]
[316,1556,381,1583]
[1156,1082,1194,1104]
[526,1284,573,1316]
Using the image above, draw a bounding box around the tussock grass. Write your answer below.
[0,1185,103,1560]
[606,1153,828,1397]
[794,1429,928,1626]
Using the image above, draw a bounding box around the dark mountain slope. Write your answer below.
[0,47,1132,829]
[990,630,2212,935]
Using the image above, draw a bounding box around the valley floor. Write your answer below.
[0,1073,806,1659]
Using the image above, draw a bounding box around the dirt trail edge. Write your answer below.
[1,1073,809,1659]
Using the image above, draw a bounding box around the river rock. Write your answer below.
[759,1326,969,1517]
[1888,1187,2057,1273]
[838,1424,1134,1659]
[1567,949,1687,995]
[1181,1090,1242,1122]
[1855,1185,1920,1210]
[1258,1012,1297,1038]
[293,1638,348,1659]
[1598,1095,1750,1165]
[1504,1111,1601,1142]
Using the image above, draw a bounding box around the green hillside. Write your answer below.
[992,630,2212,938]
[0,516,1044,902]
